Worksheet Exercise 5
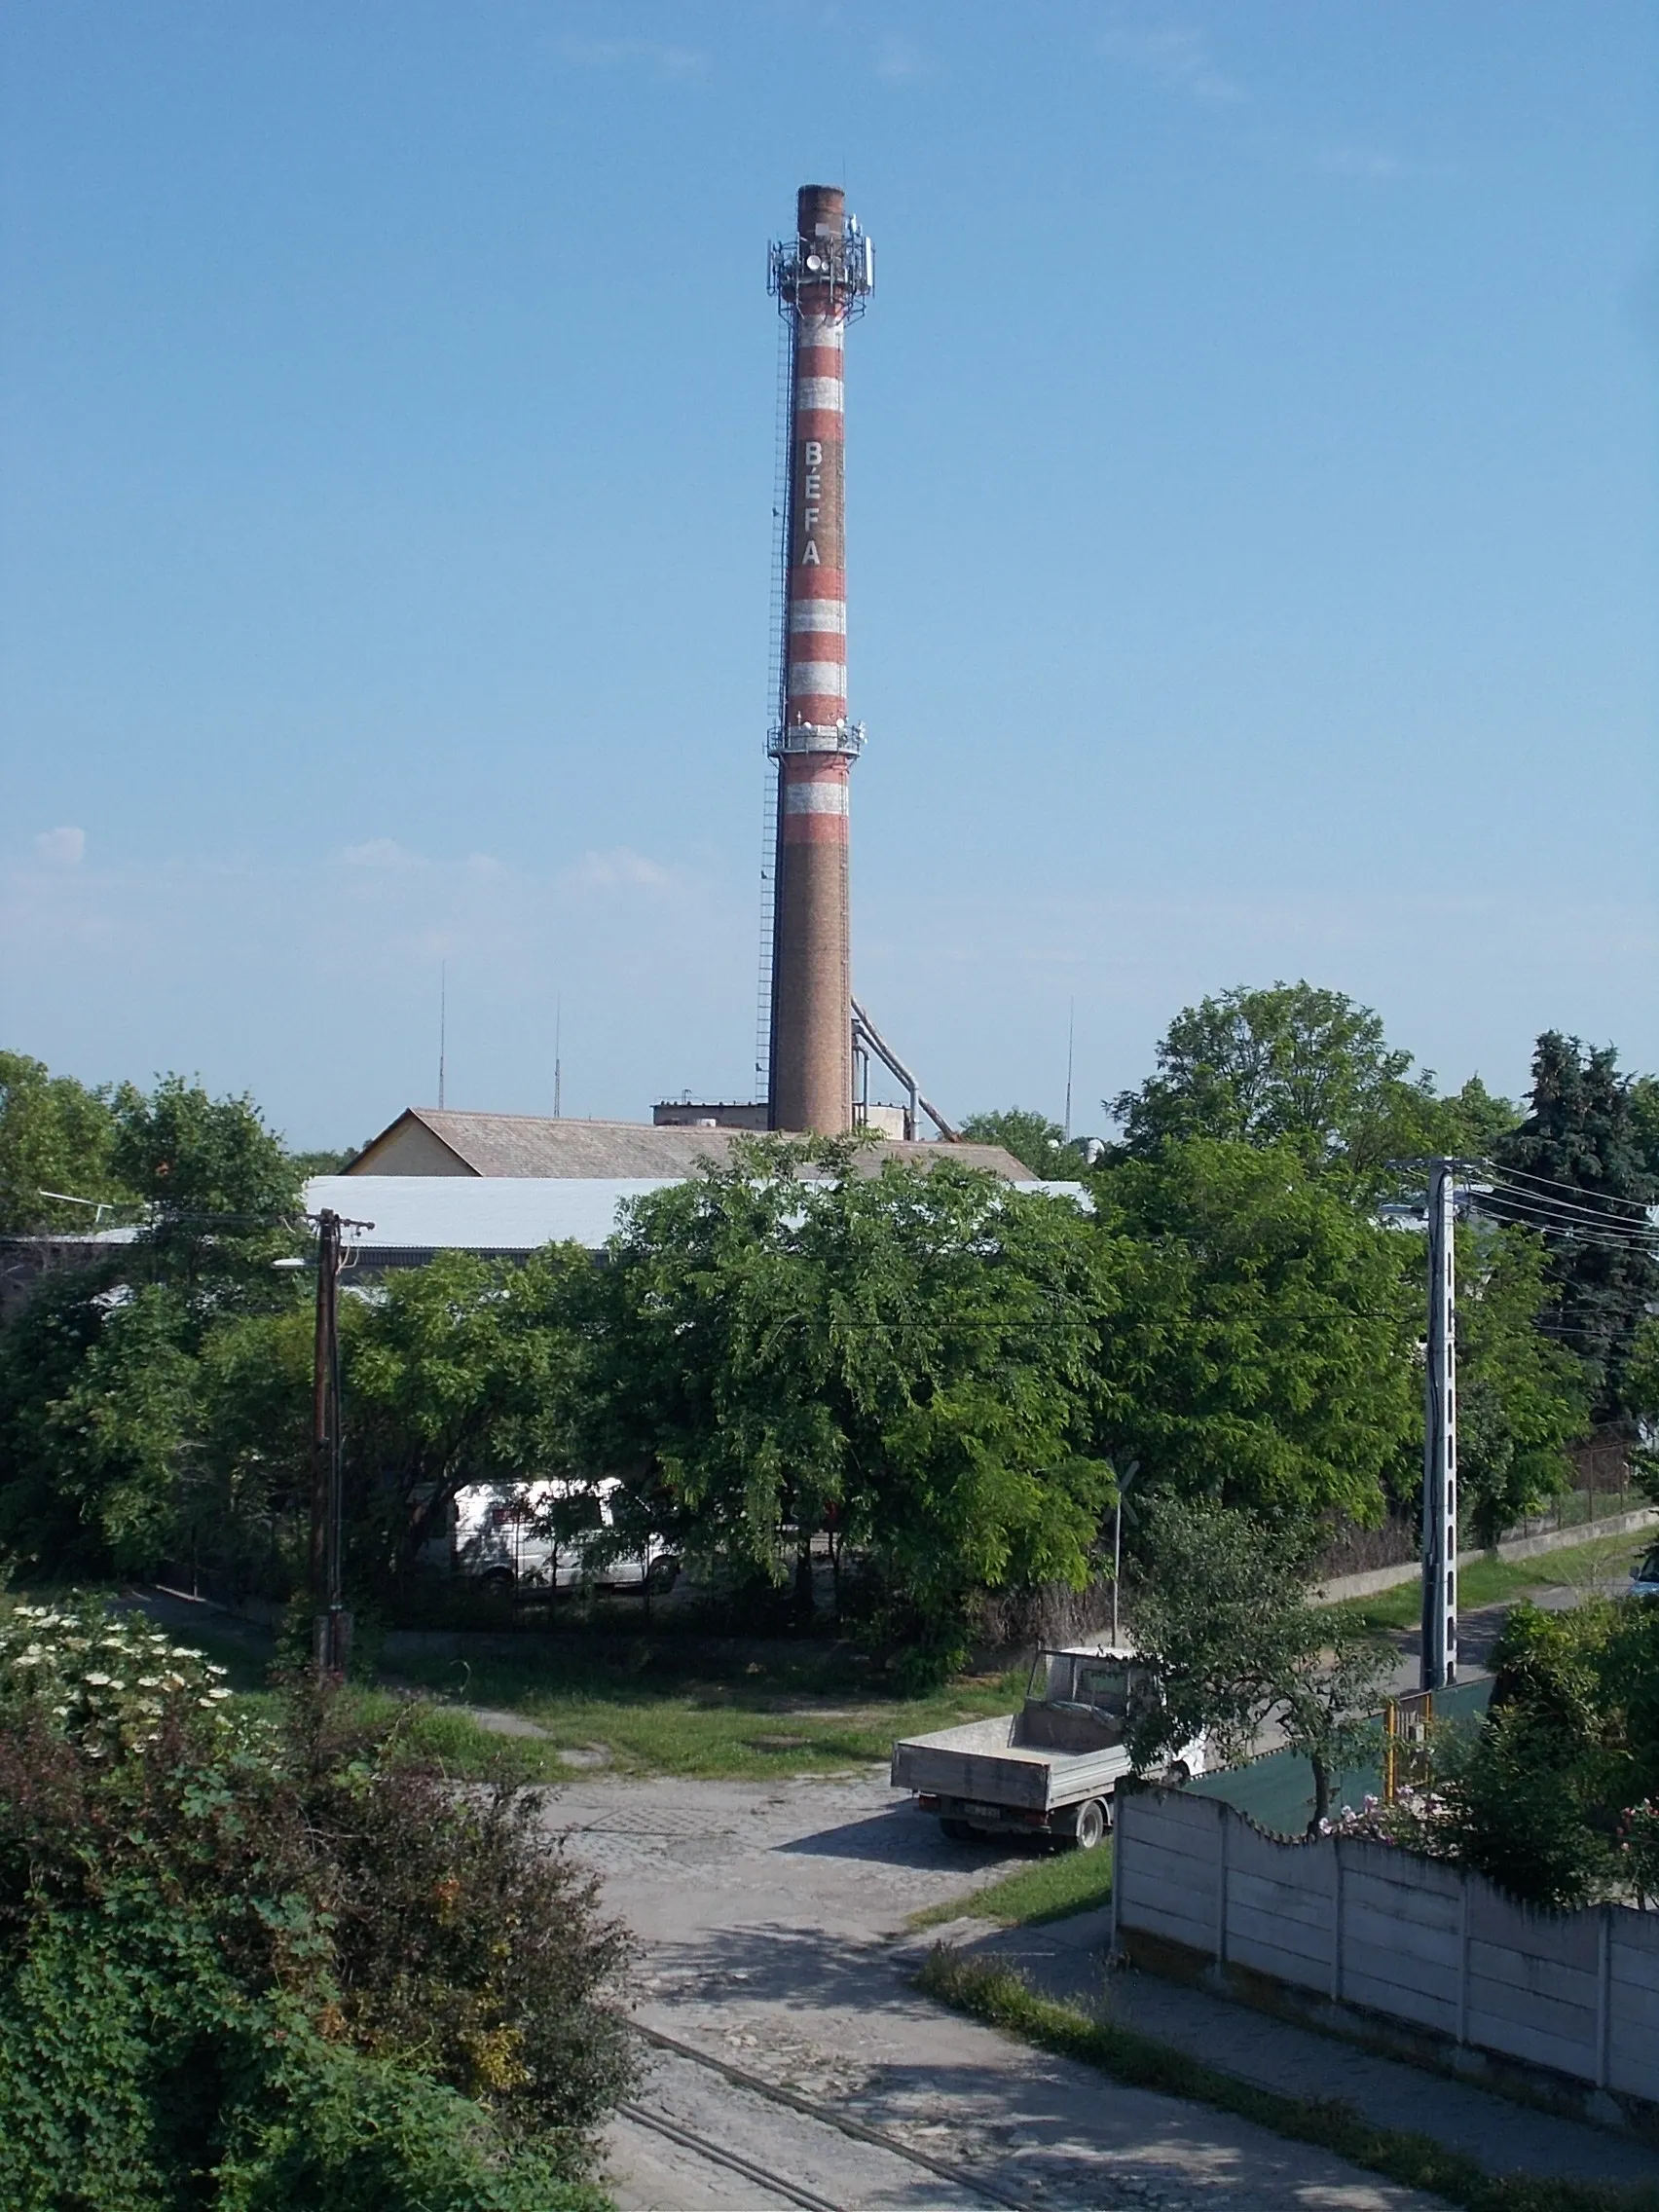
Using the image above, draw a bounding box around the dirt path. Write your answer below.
[549,1770,1455,2209]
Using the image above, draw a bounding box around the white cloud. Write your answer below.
[1099,22,1245,105]
[0,831,753,1141]
[556,36,707,80]
[1314,142,1454,184]
[339,836,418,870]
[874,37,926,83]
[559,845,676,897]
[33,826,85,866]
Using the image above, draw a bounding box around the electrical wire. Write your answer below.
[1474,1160,1653,1213]
[1476,1178,1659,1234]
[1476,1214,1659,1256]
[1471,1195,1659,1255]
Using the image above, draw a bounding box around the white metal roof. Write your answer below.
[301,1173,1088,1257]
[301,1176,681,1254]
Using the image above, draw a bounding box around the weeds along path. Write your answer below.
[550,1770,1447,2211]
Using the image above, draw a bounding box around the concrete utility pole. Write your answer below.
[309,1208,369,1676]
[1419,1160,1458,1691]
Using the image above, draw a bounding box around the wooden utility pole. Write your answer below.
[309,1208,367,1676]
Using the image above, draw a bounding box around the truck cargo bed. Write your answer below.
[890,1714,1130,1813]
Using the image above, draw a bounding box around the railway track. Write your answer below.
[628,2019,1036,2211]
[618,2099,844,2212]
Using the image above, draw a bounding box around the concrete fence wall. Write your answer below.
[1112,1787,1659,2101]
[1313,1503,1658,1605]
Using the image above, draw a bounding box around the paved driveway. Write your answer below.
[550,1770,1452,2210]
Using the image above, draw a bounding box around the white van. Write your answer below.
[453,1478,680,1598]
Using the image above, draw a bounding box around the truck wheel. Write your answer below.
[481,1567,514,1598]
[645,1556,681,1595]
[1161,1759,1192,1788]
[940,1817,974,1841]
[1071,1798,1109,1852]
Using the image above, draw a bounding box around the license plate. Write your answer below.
[962,1801,1004,1821]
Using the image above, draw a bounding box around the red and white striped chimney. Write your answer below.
[767,184,873,1134]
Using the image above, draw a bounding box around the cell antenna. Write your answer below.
[438,962,447,1110]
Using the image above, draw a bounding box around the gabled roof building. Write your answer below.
[345,1107,1032,1186]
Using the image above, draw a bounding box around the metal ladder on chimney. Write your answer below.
[753,306,796,1113]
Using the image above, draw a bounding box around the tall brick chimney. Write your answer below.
[766,185,873,1133]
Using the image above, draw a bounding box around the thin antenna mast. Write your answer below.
[553,998,563,1119]
[1064,999,1075,1142]
[438,962,447,1110]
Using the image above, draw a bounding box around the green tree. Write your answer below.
[1090,1137,1420,1527]
[1126,1497,1394,1830]
[1489,1033,1659,1420]
[1629,1074,1659,1186]
[346,1245,594,1583]
[0,1074,309,1584]
[0,1051,130,1234]
[588,1138,1118,1678]
[192,1303,319,1593]
[959,1108,1076,1179]
[1109,981,1511,1195]
[1,1248,247,1583]
[1454,1221,1589,1542]
[1435,1073,1522,1159]
[1626,1316,1659,1443]
[112,1073,302,1283]
[286,1147,358,1179]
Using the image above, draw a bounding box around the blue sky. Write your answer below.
[2,2,1653,1150]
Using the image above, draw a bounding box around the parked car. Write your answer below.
[892,1643,1204,1850]
[453,1478,680,1598]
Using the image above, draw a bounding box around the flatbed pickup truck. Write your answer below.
[891,1644,1203,1852]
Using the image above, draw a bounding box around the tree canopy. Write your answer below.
[958,1108,1075,1179]
[1109,981,1516,1191]
[1126,1496,1393,1829]
[1453,1220,1590,1541]
[0,1051,129,1235]
[1088,1136,1420,1526]
[0,1029,1636,1641]
[586,1138,1118,1677]
[1489,1032,1659,1421]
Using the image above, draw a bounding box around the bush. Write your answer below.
[1350,1598,1659,1912]
[0,1600,631,2210]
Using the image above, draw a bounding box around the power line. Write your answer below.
[1477,1199,1659,1247]
[1472,1191,1659,1254]
[1477,1176,1658,1233]
[1475,1159,1653,1213]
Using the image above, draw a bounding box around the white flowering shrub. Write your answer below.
[1322,1786,1456,1852]
[0,1595,627,2210]
[0,1599,233,1757]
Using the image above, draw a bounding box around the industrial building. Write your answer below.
[342,1107,1029,1185]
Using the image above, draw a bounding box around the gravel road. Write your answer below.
[549,1770,1453,2210]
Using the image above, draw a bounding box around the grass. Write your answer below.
[6,1586,1029,1784]
[1331,1530,1648,1637]
[382,1644,1030,1782]
[917,1949,1659,2212]
[909,1841,1115,1931]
